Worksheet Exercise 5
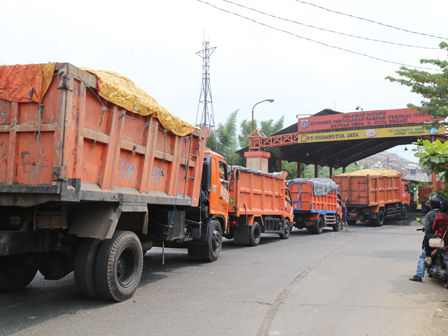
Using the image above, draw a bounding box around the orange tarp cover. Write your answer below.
[0,63,197,137]
[0,63,55,104]
[81,68,197,137]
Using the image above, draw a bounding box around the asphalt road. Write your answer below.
[1,214,447,336]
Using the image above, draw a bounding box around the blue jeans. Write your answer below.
[416,248,426,278]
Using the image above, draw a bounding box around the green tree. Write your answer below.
[414,139,448,180]
[387,42,448,195]
[207,110,243,165]
[386,42,448,123]
[238,116,284,149]
[260,117,284,139]
[238,119,253,149]
[298,163,359,178]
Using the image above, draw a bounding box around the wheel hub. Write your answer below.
[117,257,126,276]
[116,248,136,287]
[212,230,222,250]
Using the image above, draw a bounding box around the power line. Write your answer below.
[293,0,448,40]
[218,0,439,50]
[196,0,442,72]
[211,58,239,110]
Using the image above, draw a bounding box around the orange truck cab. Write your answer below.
[333,172,411,226]
[288,178,341,234]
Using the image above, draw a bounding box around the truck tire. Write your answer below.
[95,231,143,302]
[370,209,385,226]
[279,219,291,239]
[348,220,357,226]
[333,216,340,232]
[74,238,102,300]
[310,217,324,234]
[188,220,222,262]
[249,221,262,246]
[0,255,38,292]
[206,220,222,262]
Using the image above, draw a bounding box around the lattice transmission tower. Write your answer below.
[195,40,216,131]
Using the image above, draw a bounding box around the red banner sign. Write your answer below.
[298,108,442,132]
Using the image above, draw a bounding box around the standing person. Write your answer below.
[341,198,349,230]
[337,197,342,228]
[409,194,442,282]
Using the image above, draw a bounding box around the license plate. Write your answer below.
[349,213,357,217]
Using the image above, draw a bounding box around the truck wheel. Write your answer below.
[311,217,324,234]
[348,220,357,226]
[249,221,262,246]
[74,238,102,300]
[205,220,222,262]
[333,217,340,232]
[95,231,143,302]
[188,220,222,261]
[0,255,38,292]
[370,210,385,226]
[401,206,409,220]
[279,219,291,239]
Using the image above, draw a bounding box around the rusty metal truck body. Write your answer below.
[333,173,410,226]
[0,63,223,301]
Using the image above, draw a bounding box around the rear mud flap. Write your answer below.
[69,203,121,240]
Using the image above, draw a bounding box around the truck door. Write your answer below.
[402,182,410,205]
[285,188,293,219]
[209,156,229,217]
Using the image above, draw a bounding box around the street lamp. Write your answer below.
[356,106,363,112]
[252,99,274,132]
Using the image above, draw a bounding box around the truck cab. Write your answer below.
[201,150,231,236]
[401,181,411,208]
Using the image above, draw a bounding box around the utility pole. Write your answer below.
[195,39,216,131]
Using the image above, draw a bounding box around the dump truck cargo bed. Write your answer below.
[333,173,402,207]
[228,168,289,217]
[333,170,409,226]
[0,63,208,208]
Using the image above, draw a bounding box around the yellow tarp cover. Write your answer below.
[81,68,198,137]
[338,169,400,177]
[0,63,56,104]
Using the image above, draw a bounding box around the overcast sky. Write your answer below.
[3,0,447,163]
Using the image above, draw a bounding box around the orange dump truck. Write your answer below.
[0,63,265,301]
[333,169,410,226]
[227,168,293,245]
[288,178,341,233]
